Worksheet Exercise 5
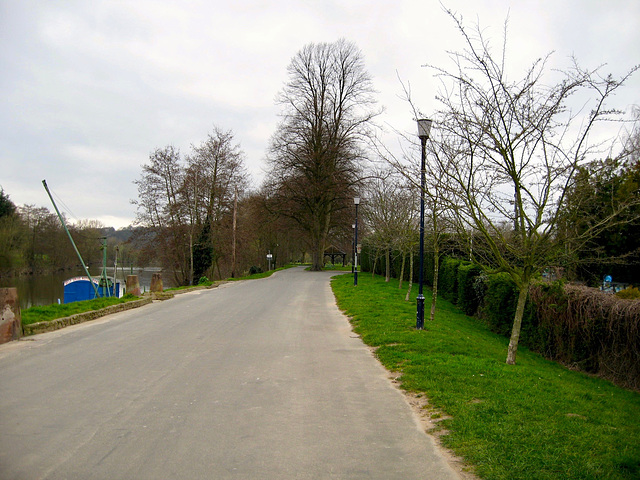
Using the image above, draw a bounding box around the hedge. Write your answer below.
[457,263,483,316]
[359,246,639,390]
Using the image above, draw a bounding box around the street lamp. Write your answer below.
[354,197,360,286]
[416,118,433,330]
[352,224,356,274]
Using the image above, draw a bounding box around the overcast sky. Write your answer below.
[2,0,639,229]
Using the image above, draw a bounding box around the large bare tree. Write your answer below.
[266,39,378,271]
[430,11,637,364]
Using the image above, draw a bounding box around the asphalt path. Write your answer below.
[0,267,460,479]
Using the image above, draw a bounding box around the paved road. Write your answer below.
[0,267,460,479]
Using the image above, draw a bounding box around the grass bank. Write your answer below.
[331,273,640,480]
[21,295,140,326]
[226,264,297,281]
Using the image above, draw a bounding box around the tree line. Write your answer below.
[0,193,136,276]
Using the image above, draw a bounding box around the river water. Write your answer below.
[0,267,176,310]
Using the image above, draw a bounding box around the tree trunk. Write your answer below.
[189,231,194,285]
[398,252,406,289]
[430,253,440,322]
[405,252,414,301]
[231,187,237,278]
[506,283,529,365]
[311,244,323,271]
[372,254,377,279]
[385,248,391,282]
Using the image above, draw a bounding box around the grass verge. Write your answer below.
[331,273,640,480]
[226,264,296,281]
[21,295,140,326]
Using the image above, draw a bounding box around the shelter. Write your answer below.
[323,245,346,266]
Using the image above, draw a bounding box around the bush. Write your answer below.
[198,276,210,285]
[615,286,640,299]
[529,283,640,389]
[249,265,263,275]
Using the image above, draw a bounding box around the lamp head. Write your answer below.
[417,118,433,140]
[354,197,361,205]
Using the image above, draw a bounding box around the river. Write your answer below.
[0,267,176,310]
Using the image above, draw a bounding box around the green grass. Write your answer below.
[165,283,213,291]
[225,264,294,281]
[21,295,140,326]
[331,273,640,480]
[322,264,353,271]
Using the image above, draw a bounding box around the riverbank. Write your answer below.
[20,281,229,336]
[23,297,153,335]
[0,266,175,310]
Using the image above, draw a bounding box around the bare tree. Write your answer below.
[266,39,379,271]
[363,171,397,283]
[363,169,419,294]
[430,10,638,364]
[184,127,248,281]
[133,130,249,284]
[133,145,190,284]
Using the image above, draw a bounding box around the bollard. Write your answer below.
[150,273,163,293]
[0,288,22,344]
[126,275,141,297]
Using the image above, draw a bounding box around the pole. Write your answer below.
[101,237,110,297]
[416,136,427,330]
[42,180,99,298]
[231,187,238,278]
[114,246,119,297]
[352,225,355,274]
[354,203,359,286]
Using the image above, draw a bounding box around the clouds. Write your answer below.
[1,0,638,229]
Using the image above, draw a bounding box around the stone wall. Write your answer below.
[23,298,153,336]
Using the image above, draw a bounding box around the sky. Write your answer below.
[1,0,639,229]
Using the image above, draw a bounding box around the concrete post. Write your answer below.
[0,288,22,344]
[126,275,141,296]
[150,273,163,293]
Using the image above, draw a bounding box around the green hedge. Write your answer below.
[457,263,483,316]
[479,272,520,336]
[438,257,461,303]
[359,246,639,389]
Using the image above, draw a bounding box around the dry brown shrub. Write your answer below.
[529,283,640,391]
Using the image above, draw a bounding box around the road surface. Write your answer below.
[0,267,461,479]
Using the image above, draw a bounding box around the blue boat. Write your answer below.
[63,276,121,304]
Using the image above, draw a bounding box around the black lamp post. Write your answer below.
[352,224,356,274]
[354,197,360,286]
[416,118,433,330]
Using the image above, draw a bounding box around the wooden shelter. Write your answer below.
[323,245,347,266]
